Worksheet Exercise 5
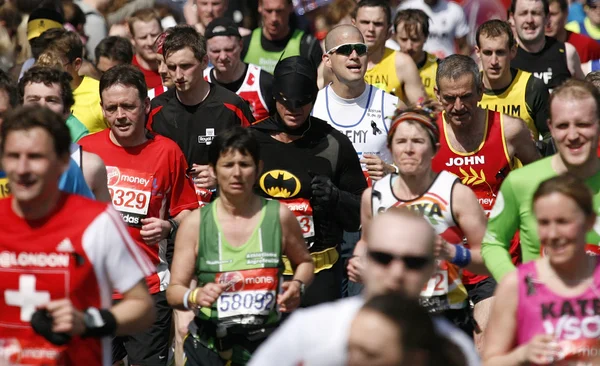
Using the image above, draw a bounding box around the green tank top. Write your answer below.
[244,28,303,74]
[196,198,283,329]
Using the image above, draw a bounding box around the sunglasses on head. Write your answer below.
[326,43,368,56]
[368,250,432,270]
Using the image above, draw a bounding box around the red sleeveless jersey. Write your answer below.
[432,110,517,285]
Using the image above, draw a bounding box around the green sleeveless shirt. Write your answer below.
[196,198,283,329]
[243,28,303,74]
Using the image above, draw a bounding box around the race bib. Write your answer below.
[195,187,213,207]
[0,338,66,366]
[554,339,600,365]
[281,198,315,248]
[215,268,279,325]
[106,167,153,228]
[421,268,449,297]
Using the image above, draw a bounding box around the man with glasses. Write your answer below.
[249,208,479,366]
[351,0,425,104]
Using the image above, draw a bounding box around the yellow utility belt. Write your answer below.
[282,246,339,275]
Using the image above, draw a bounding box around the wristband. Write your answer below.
[450,245,471,267]
[183,289,192,310]
[82,308,117,338]
[168,218,179,240]
[190,288,199,307]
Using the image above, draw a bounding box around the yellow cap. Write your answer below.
[27,18,63,40]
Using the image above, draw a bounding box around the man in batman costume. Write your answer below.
[251,56,367,306]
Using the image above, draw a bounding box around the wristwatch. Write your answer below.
[292,279,306,297]
[83,307,105,330]
[167,218,179,239]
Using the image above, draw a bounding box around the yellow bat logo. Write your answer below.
[259,170,301,198]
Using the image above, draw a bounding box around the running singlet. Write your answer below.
[418,52,438,100]
[516,261,600,365]
[478,69,538,138]
[312,84,398,186]
[0,194,153,366]
[244,28,302,74]
[132,55,163,90]
[78,130,199,295]
[371,171,469,313]
[482,156,600,281]
[204,64,271,120]
[364,48,404,102]
[511,37,571,91]
[433,110,515,285]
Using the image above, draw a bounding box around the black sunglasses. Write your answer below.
[368,251,432,270]
[327,43,368,56]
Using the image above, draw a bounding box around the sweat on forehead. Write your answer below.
[324,25,364,51]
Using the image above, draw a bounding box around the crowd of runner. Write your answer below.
[2,0,600,365]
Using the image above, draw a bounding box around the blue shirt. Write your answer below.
[567,3,585,23]
[58,159,94,199]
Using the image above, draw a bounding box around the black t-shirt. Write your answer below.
[250,117,367,252]
[148,84,255,165]
[482,68,551,138]
[241,28,323,71]
[209,64,275,115]
[511,37,571,91]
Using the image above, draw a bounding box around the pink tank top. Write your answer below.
[516,260,600,363]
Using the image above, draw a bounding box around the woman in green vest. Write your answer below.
[167,127,314,366]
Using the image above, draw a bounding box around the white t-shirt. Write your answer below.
[398,0,469,58]
[312,84,398,173]
[249,296,481,366]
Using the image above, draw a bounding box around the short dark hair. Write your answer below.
[352,0,392,27]
[163,25,207,62]
[0,106,71,157]
[436,54,482,93]
[18,66,74,114]
[548,0,568,12]
[394,9,430,38]
[99,64,148,102]
[585,71,600,90]
[208,127,260,168]
[95,36,134,65]
[476,19,516,49]
[510,0,550,16]
[534,174,594,217]
[0,69,18,108]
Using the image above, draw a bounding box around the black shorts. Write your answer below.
[464,277,497,305]
[112,291,172,366]
[442,307,474,338]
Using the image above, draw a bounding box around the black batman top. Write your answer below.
[251,116,367,252]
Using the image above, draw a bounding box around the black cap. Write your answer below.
[272,56,318,110]
[205,17,241,39]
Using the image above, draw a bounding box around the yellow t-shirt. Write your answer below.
[418,52,438,100]
[0,175,9,198]
[365,48,405,102]
[72,76,107,134]
[478,69,537,138]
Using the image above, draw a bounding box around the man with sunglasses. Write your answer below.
[249,208,479,366]
[351,0,425,104]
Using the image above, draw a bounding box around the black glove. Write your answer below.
[31,309,71,345]
[309,173,339,213]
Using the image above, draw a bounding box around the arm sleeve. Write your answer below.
[334,135,368,231]
[59,159,95,199]
[85,207,154,295]
[168,149,200,217]
[481,177,520,282]
[525,75,551,139]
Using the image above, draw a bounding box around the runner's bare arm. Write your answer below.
[348,188,373,283]
[395,51,426,104]
[482,271,529,365]
[280,203,314,287]
[111,279,156,335]
[166,210,203,310]
[81,151,111,202]
[503,115,541,165]
[565,42,585,80]
[140,209,192,245]
[452,183,490,275]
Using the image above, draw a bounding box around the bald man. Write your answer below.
[249,208,479,366]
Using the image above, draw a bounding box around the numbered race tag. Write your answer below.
[281,198,315,248]
[215,268,278,325]
[554,339,600,365]
[106,167,153,228]
[420,268,449,297]
[195,188,213,207]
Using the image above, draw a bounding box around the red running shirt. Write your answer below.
[133,55,163,90]
[79,130,199,295]
[0,194,153,365]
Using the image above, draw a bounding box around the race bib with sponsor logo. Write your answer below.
[421,268,449,297]
[554,338,600,365]
[215,268,279,326]
[195,187,213,207]
[0,337,67,366]
[106,167,153,228]
[280,198,315,249]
